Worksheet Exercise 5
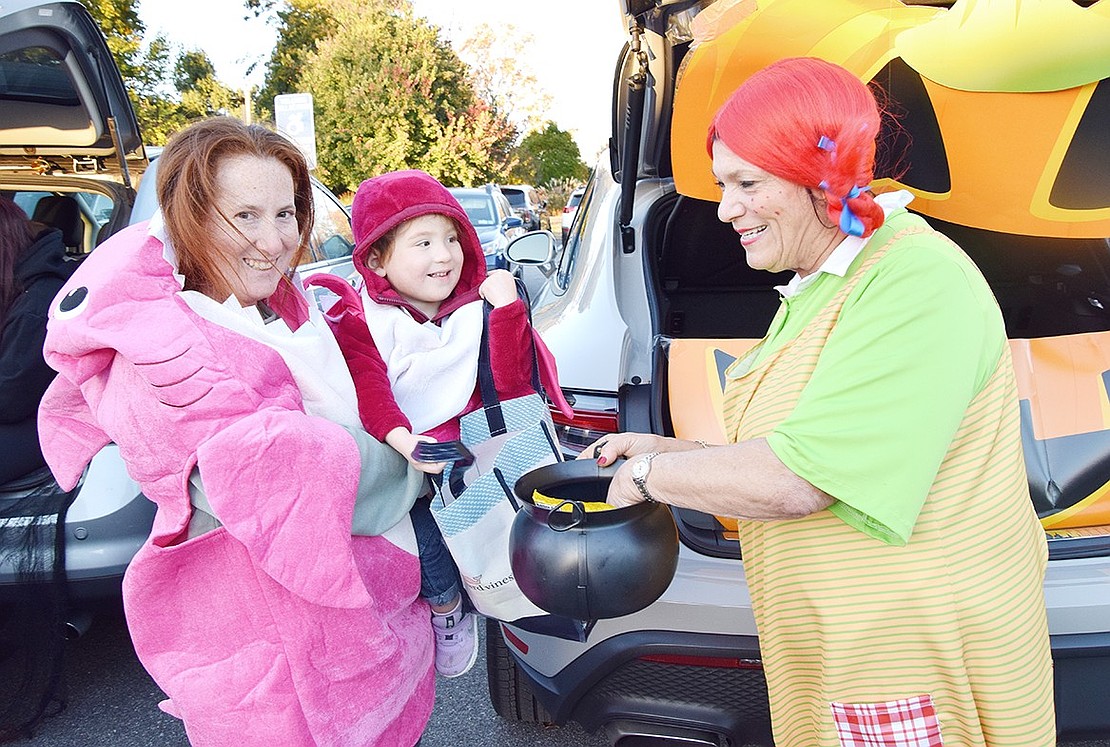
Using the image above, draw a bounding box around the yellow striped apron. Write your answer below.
[722,228,1055,746]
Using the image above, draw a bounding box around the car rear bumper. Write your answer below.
[0,490,154,603]
[503,626,773,745]
[502,624,1110,743]
[1052,631,1110,737]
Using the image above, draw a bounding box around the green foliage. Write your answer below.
[512,122,589,186]
[294,0,517,193]
[82,0,146,82]
[82,0,244,144]
[251,0,336,122]
[86,0,568,186]
[83,0,182,142]
[173,50,217,90]
[175,50,243,120]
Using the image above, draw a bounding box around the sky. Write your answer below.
[136,0,628,160]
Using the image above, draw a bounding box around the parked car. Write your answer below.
[0,0,355,618]
[561,186,585,246]
[1,0,154,613]
[447,185,524,270]
[494,0,1110,745]
[499,184,546,232]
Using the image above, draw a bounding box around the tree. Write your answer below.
[294,0,517,193]
[84,0,186,143]
[175,50,244,120]
[512,122,589,186]
[458,24,553,138]
[249,0,336,122]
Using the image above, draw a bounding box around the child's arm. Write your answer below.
[480,270,537,399]
[324,302,412,440]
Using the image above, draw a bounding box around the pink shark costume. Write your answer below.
[36,220,434,746]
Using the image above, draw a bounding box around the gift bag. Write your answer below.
[430,302,563,622]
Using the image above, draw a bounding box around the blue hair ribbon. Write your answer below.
[838,185,869,237]
[817,136,868,236]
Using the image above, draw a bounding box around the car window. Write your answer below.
[304,180,354,264]
[555,177,597,291]
[455,194,497,226]
[10,188,117,253]
[0,47,74,106]
[502,189,526,209]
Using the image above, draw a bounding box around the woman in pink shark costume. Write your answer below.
[35,118,434,746]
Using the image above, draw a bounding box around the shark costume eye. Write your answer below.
[55,286,89,319]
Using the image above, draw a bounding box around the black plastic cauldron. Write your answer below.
[509,459,679,621]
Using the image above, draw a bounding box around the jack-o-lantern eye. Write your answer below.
[873,58,951,195]
[55,286,89,319]
[1051,79,1110,211]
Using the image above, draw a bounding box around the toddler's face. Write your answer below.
[368,213,463,318]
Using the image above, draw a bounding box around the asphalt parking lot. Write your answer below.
[9,601,1110,746]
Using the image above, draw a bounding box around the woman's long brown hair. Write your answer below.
[155,117,315,302]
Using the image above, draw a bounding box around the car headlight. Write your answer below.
[486,232,509,255]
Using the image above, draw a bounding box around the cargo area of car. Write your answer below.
[648,192,1110,342]
[646,191,1110,556]
[649,194,788,339]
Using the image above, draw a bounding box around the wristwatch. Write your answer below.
[630,452,661,503]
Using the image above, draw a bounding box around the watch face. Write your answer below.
[632,458,649,478]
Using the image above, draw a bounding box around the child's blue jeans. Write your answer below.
[409,495,463,608]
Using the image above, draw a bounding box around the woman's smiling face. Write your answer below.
[207,154,300,306]
[712,139,840,277]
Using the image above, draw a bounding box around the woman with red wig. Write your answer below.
[586,57,1055,746]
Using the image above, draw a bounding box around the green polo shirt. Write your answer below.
[733,211,1007,545]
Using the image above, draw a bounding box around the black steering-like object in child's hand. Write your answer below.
[411,440,475,464]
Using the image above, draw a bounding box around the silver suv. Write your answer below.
[1,0,154,609]
[494,1,1110,744]
[500,184,546,232]
[0,0,354,616]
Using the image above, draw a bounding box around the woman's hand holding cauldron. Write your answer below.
[578,433,706,509]
[579,432,666,469]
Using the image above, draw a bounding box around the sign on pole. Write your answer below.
[274,93,317,170]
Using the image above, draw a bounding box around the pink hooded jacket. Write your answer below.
[36,223,433,746]
[308,170,572,442]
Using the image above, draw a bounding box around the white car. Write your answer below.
[494,0,1110,744]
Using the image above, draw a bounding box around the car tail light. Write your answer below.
[549,404,619,455]
[500,623,529,654]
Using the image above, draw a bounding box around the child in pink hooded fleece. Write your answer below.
[308,170,571,679]
[36,119,434,746]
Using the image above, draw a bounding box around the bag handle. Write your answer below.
[476,279,543,437]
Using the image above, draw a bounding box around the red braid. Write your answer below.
[707,57,886,238]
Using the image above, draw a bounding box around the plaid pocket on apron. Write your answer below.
[830,694,943,746]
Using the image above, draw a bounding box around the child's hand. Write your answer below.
[386,428,446,474]
[479,270,518,308]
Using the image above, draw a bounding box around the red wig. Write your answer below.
[707,57,886,238]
